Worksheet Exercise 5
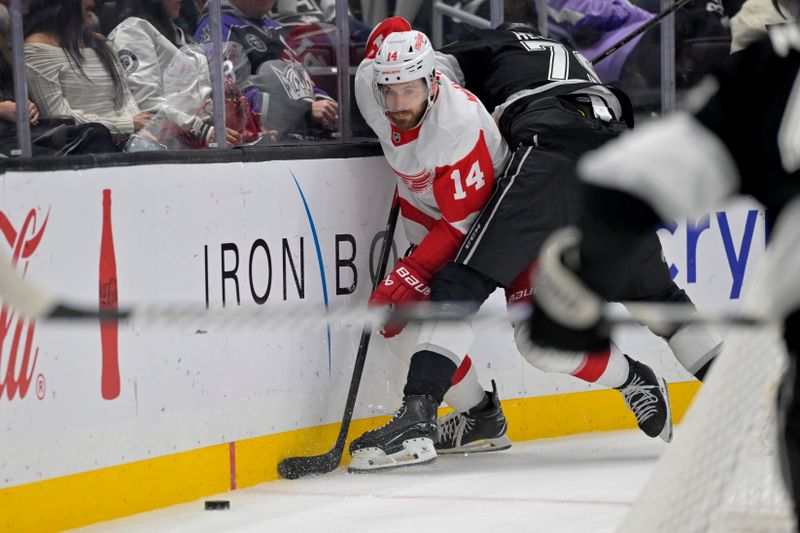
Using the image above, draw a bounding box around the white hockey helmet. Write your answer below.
[372,30,437,117]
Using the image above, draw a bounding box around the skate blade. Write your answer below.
[436,434,512,455]
[347,437,436,473]
[658,377,674,443]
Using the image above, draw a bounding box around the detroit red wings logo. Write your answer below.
[392,167,434,194]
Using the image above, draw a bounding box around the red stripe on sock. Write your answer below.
[572,349,611,383]
[451,355,472,385]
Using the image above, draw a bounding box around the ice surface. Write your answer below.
[71,430,667,533]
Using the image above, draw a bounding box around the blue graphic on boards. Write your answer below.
[291,172,332,373]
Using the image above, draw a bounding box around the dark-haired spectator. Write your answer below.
[24,0,152,136]
[175,0,202,36]
[118,0,191,46]
[1,30,119,156]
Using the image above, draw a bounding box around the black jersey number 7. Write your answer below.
[520,39,602,84]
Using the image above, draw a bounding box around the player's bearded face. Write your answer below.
[380,79,429,131]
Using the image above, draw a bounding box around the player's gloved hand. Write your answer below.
[529,227,612,353]
[369,258,432,338]
[364,16,411,60]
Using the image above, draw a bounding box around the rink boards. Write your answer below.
[0,153,767,531]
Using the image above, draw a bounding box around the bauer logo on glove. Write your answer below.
[394,266,431,296]
[369,258,432,338]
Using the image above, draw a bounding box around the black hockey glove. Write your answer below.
[528,228,612,353]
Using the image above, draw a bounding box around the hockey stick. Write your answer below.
[591,0,692,65]
[0,252,772,330]
[0,257,123,320]
[0,264,771,330]
[277,189,400,480]
[411,301,773,329]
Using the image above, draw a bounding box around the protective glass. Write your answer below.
[377,80,429,113]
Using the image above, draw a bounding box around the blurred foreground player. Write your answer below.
[528,2,800,512]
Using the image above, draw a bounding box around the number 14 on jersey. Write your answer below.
[451,160,485,200]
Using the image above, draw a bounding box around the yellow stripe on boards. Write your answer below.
[0,444,230,533]
[504,381,700,441]
[0,382,699,532]
[0,418,392,533]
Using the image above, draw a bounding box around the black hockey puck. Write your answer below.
[204,500,230,510]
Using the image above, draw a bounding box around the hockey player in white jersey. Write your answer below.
[347,21,513,471]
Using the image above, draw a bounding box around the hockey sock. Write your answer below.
[571,345,630,388]
[471,391,491,411]
[693,359,714,381]
[404,350,458,404]
[517,323,630,387]
[667,322,723,380]
[443,355,487,412]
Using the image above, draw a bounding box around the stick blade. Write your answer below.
[278,451,342,479]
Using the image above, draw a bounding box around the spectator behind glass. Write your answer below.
[0,31,39,131]
[269,0,371,42]
[175,0,201,36]
[194,0,338,140]
[108,0,242,146]
[118,0,191,46]
[546,0,732,110]
[0,0,9,42]
[24,0,152,136]
[2,28,119,156]
[546,0,655,85]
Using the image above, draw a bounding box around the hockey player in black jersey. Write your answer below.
[422,25,724,444]
[527,4,800,514]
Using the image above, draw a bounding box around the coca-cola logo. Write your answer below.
[99,188,120,400]
[0,207,49,401]
[99,278,118,308]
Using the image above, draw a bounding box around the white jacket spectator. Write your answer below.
[108,17,209,129]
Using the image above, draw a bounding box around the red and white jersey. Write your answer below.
[355,60,510,275]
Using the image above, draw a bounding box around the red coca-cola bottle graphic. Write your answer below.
[99,189,120,400]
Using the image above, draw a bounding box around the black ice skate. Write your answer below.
[436,380,512,454]
[617,355,673,442]
[348,394,438,472]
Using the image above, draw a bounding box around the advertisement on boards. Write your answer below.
[0,158,766,487]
